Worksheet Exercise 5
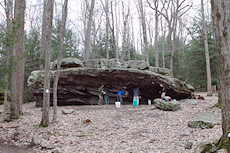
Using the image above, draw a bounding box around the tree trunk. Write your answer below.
[127,23,131,61]
[138,0,149,65]
[105,0,109,59]
[201,0,212,96]
[3,0,13,121]
[110,1,118,59]
[154,1,159,67]
[211,0,230,144]
[161,18,166,68]
[170,19,177,77]
[15,0,25,116]
[10,0,25,119]
[40,0,54,127]
[131,16,136,59]
[53,0,68,123]
[84,0,95,61]
[121,2,129,61]
[39,0,48,70]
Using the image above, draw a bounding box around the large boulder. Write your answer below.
[126,60,149,70]
[149,66,172,76]
[51,57,84,70]
[153,98,181,111]
[188,113,221,129]
[27,58,194,106]
[83,58,127,69]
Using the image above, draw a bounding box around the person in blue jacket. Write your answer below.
[116,90,125,104]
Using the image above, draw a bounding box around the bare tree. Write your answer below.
[105,0,109,59]
[121,2,130,61]
[40,0,54,127]
[130,16,136,59]
[91,4,103,59]
[138,0,149,65]
[39,0,48,70]
[84,0,95,61]
[127,18,131,60]
[211,0,230,145]
[147,0,160,67]
[201,0,212,96]
[53,0,68,123]
[110,0,118,58]
[160,16,166,68]
[150,0,191,75]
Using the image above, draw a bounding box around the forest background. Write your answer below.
[0,0,215,102]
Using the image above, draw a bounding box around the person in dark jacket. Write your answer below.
[116,90,125,104]
[133,87,141,105]
[104,85,109,104]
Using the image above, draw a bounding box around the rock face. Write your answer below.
[153,98,181,111]
[27,58,194,106]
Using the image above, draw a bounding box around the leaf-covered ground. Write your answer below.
[0,93,227,153]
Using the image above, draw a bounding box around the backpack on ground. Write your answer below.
[163,96,172,101]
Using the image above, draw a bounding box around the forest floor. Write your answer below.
[0,92,228,153]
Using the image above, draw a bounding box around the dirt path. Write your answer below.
[0,138,36,153]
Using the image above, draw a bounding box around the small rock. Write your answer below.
[40,139,54,149]
[30,134,42,146]
[185,141,193,149]
[52,147,62,153]
[12,132,20,142]
[184,99,199,105]
[61,109,74,115]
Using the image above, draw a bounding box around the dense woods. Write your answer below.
[0,0,217,93]
[1,0,230,152]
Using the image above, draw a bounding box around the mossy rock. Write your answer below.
[188,121,215,129]
[154,98,181,111]
[188,114,221,129]
[223,137,230,152]
[213,101,221,109]
[201,143,217,153]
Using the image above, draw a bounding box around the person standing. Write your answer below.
[116,90,125,104]
[104,85,109,104]
[98,85,105,105]
[133,87,141,105]
[159,84,166,98]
